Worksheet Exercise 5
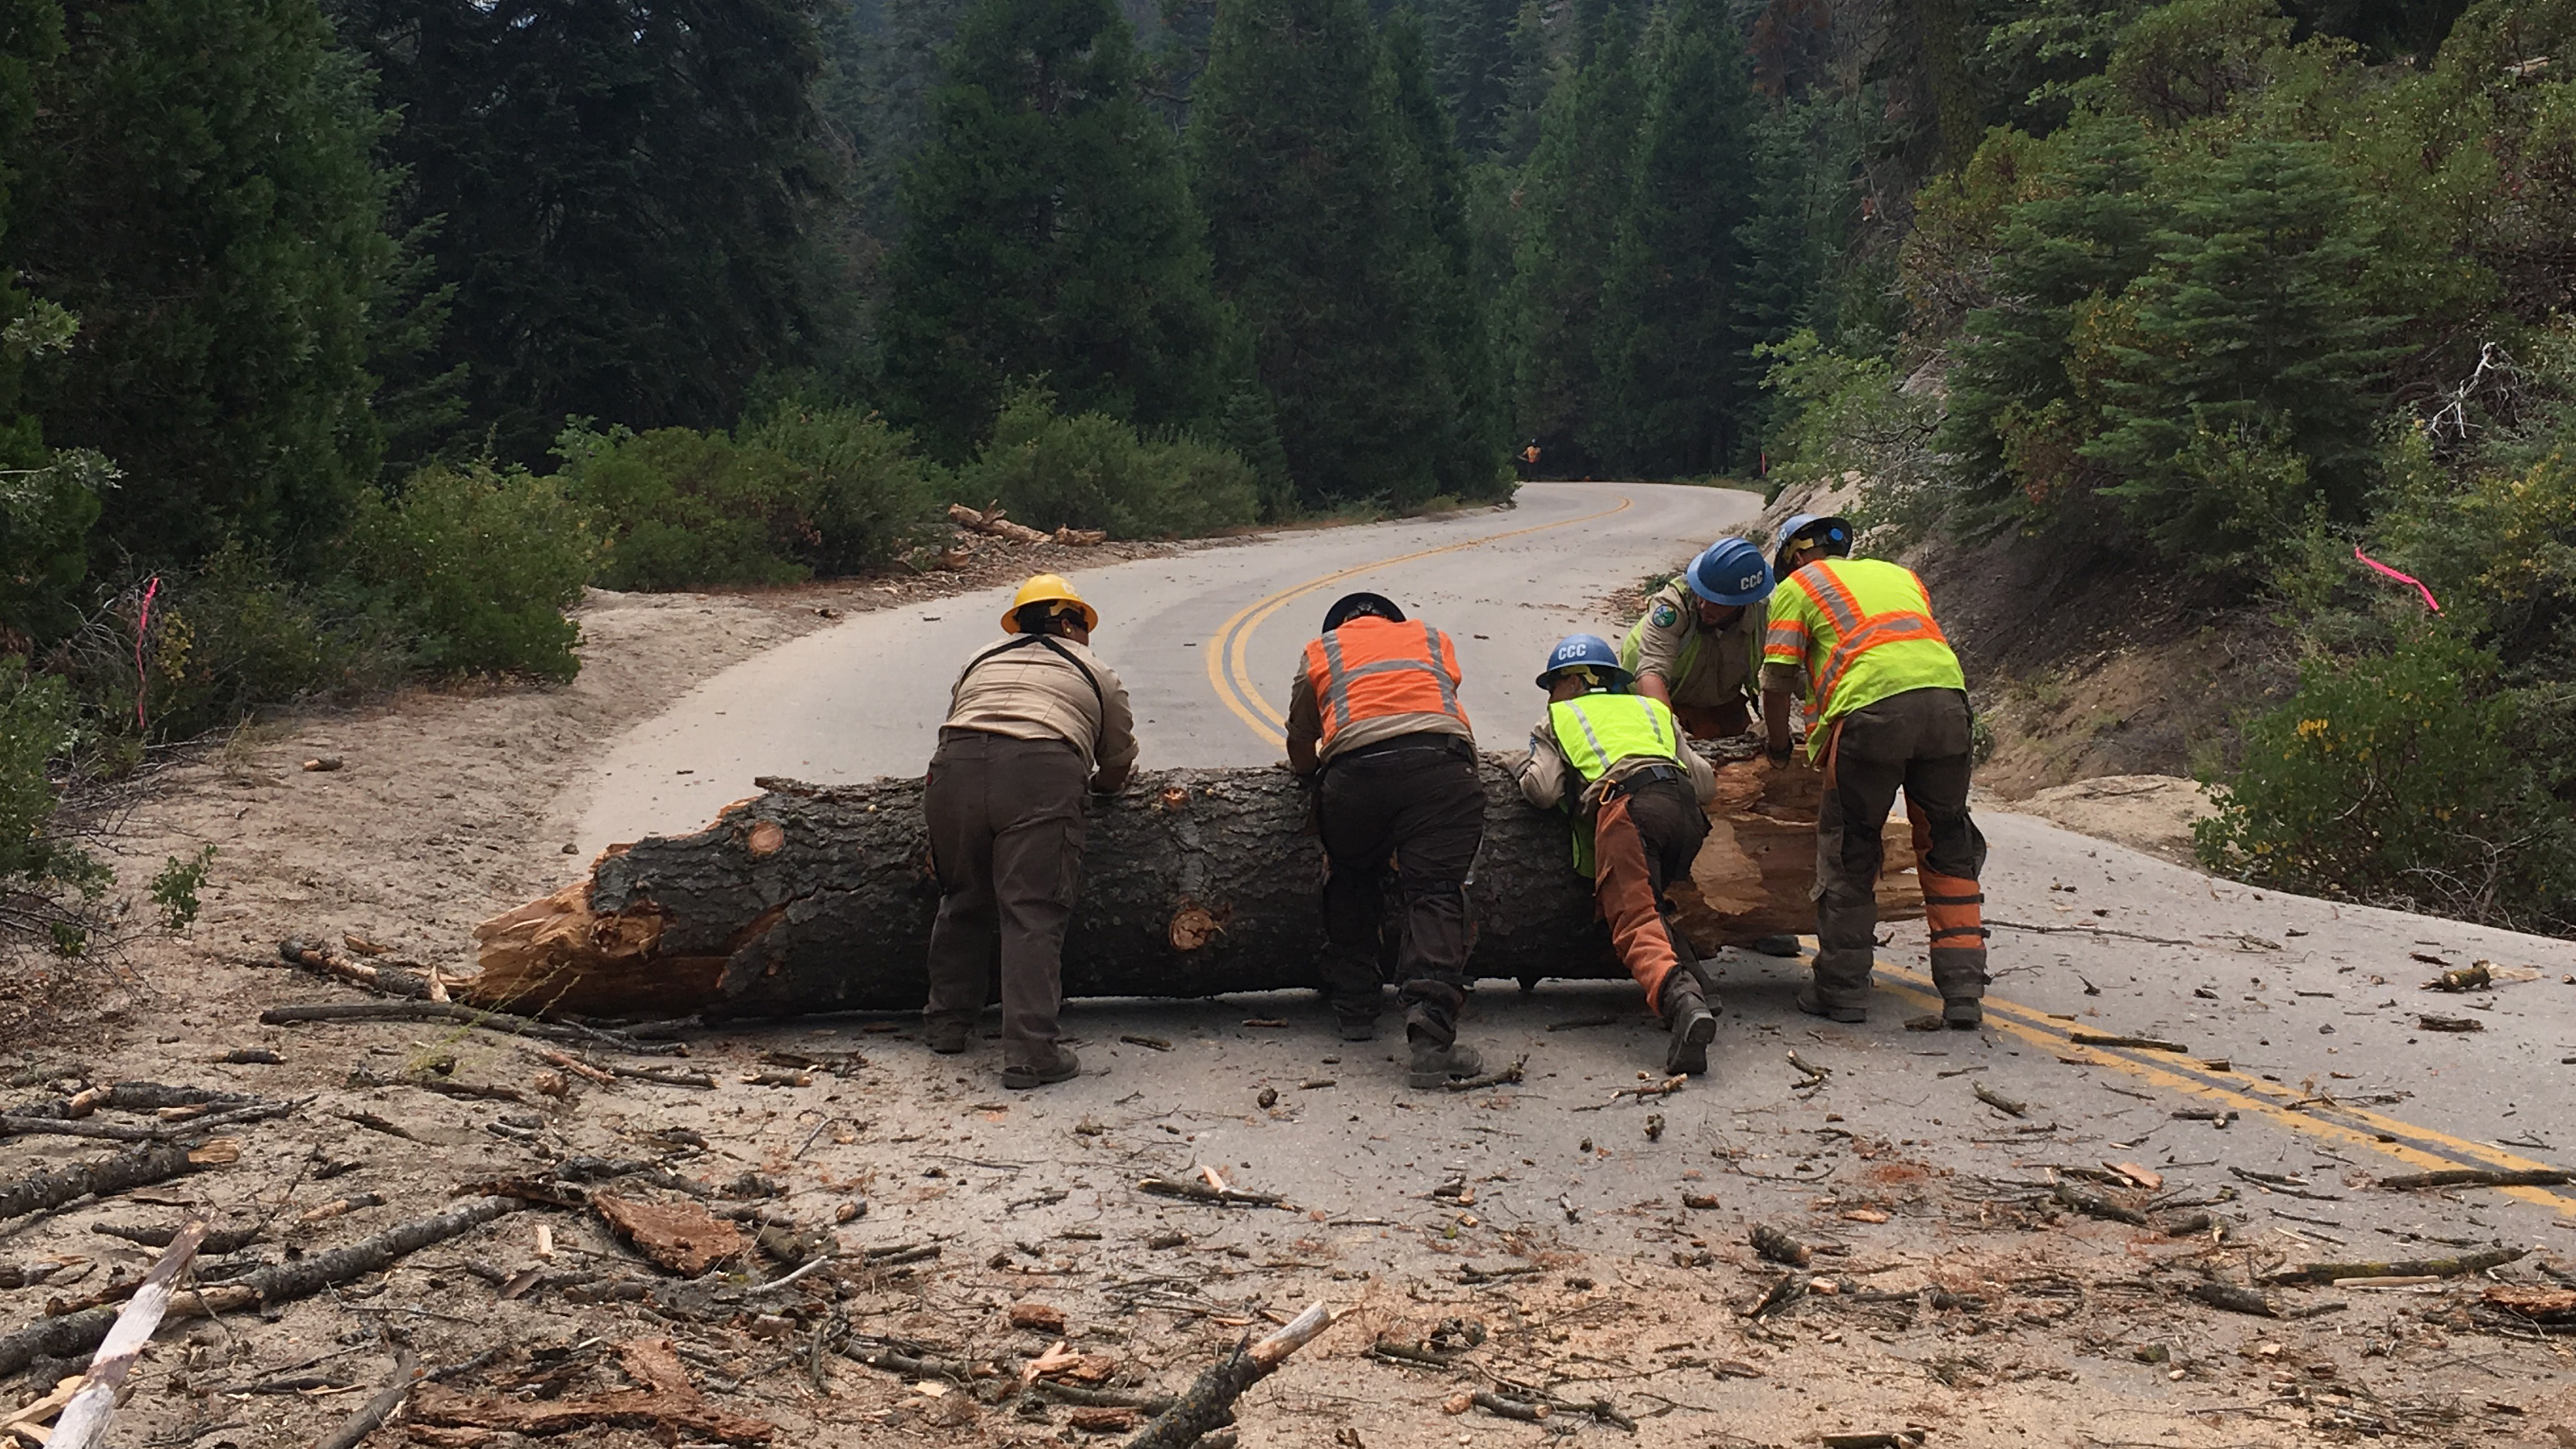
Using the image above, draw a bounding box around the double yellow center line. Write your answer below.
[1202,495,1636,748]
[1874,960,2575,1218]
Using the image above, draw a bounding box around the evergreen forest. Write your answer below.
[12,0,2576,938]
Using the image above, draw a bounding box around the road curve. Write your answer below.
[570,481,1759,851]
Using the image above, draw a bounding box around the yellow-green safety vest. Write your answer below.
[1547,691,1687,873]
[1762,557,1965,758]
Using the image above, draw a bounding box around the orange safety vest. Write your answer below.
[1300,617,1472,752]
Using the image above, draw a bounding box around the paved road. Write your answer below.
[561,481,2576,1251]
[573,481,1751,848]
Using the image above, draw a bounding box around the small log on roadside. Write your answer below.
[2181,1280,2278,1317]
[19,1082,257,1121]
[2375,1168,2571,1191]
[42,1216,210,1449]
[1472,1392,1547,1422]
[1125,1302,1337,1449]
[0,1099,290,1143]
[2422,962,2492,992]
[312,1344,419,1449]
[2416,1014,2484,1033]
[2263,1245,2526,1287]
[946,502,1054,547]
[1748,1224,1812,1268]
[0,1194,517,1376]
[1972,1082,2028,1118]
[278,937,436,999]
[0,1142,234,1226]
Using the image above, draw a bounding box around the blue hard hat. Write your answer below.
[1686,537,1774,606]
[1536,633,1631,689]
[1774,513,1853,561]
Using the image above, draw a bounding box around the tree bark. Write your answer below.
[470,753,1921,1019]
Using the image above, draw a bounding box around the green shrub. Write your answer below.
[110,543,403,741]
[350,462,598,679]
[741,405,941,574]
[958,385,1259,539]
[2194,631,2576,932]
[558,425,812,591]
[0,655,109,952]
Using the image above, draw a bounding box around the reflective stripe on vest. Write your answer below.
[1550,694,1683,784]
[1778,560,1953,726]
[1305,618,1470,750]
[1810,611,1948,719]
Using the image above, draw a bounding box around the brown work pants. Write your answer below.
[923,730,1089,1069]
[1812,688,1988,1011]
[1591,774,1710,1014]
[1315,736,1486,1047]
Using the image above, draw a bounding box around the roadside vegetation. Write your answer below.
[7,0,2571,946]
[1756,0,2576,935]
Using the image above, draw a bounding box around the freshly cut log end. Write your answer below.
[469,753,1922,1019]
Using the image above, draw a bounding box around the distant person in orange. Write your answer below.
[1517,441,1541,479]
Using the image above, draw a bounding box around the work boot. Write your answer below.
[1331,994,1381,1042]
[1795,985,1866,1024]
[1942,997,1983,1029]
[1404,1037,1484,1090]
[924,1013,973,1055]
[1001,1045,1080,1090]
[1746,934,1804,958]
[1659,975,1718,1076]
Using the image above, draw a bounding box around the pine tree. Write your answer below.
[12,0,395,567]
[1730,96,1825,452]
[1422,0,1513,156]
[1590,0,1757,474]
[1935,114,2162,523]
[1504,5,1641,469]
[1492,0,1554,166]
[0,0,95,643]
[1385,6,1506,497]
[2086,137,2408,562]
[1188,0,1456,506]
[879,0,1234,461]
[335,0,834,468]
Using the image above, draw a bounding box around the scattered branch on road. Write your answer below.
[2375,1167,2571,1190]
[1125,1301,1337,1449]
[2265,1246,2527,1286]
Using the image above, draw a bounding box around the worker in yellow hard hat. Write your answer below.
[922,574,1135,1089]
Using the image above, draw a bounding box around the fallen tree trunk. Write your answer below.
[470,753,1921,1018]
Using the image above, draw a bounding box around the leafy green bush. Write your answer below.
[0,655,109,952]
[119,543,404,742]
[959,385,1259,538]
[739,405,940,574]
[349,462,599,679]
[2194,631,2576,932]
[558,425,812,592]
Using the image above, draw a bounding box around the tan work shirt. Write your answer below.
[944,634,1138,778]
[1631,579,1765,708]
[1284,667,1476,769]
[1515,712,1716,811]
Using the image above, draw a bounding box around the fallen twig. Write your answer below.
[0,1099,295,1143]
[2052,1180,2149,1227]
[1136,1177,1287,1209]
[43,1215,209,1449]
[1444,1055,1526,1092]
[0,1141,236,1225]
[2376,1168,2570,1190]
[2181,1280,2278,1317]
[1973,1082,2029,1118]
[1572,1074,1686,1111]
[2265,1246,2526,1287]
[1126,1302,1337,1449]
[1749,1224,1812,1268]
[2066,1032,2188,1052]
[276,936,436,1000]
[1471,1391,1547,1422]
[313,1344,419,1449]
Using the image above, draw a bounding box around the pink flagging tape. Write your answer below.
[2354,547,2441,613]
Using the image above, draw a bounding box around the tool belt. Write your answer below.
[1599,763,1683,797]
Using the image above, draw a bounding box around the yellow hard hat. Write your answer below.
[1001,574,1100,633]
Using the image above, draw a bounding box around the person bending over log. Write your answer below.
[1621,537,1774,740]
[924,574,1136,1088]
[1286,592,1487,1088]
[1515,635,1723,1075]
[1761,515,1989,1028]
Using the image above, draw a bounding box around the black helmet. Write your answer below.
[1322,591,1405,631]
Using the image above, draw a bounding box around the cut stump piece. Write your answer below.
[593,1194,746,1276]
[469,753,1920,1019]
